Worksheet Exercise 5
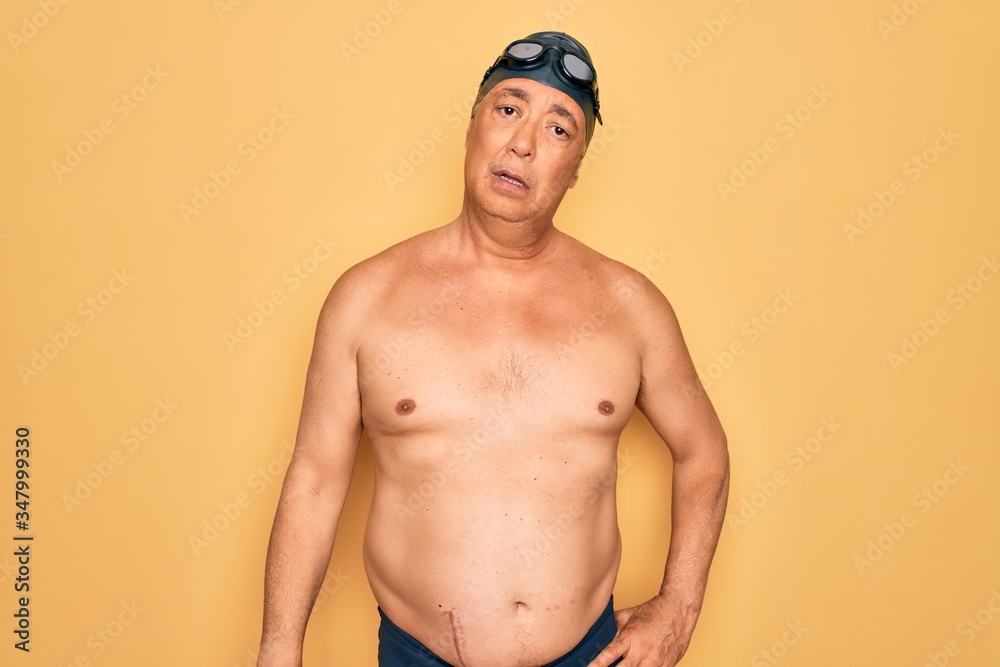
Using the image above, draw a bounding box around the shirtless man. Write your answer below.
[258,32,729,667]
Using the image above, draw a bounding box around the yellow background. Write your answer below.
[2,0,998,665]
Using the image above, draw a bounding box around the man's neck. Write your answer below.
[453,198,561,268]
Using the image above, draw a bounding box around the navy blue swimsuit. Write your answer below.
[377,596,623,666]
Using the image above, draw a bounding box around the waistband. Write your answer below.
[377,596,618,666]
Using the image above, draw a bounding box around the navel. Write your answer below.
[598,400,615,416]
[395,398,416,415]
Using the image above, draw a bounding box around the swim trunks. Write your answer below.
[377,597,623,666]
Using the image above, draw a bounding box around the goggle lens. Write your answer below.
[507,41,544,59]
[563,53,595,83]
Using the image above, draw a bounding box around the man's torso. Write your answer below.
[355,225,644,665]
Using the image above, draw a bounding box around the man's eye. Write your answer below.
[499,106,516,116]
[553,126,567,136]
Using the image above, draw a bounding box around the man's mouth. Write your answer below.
[494,169,528,189]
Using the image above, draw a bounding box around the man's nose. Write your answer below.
[507,119,537,159]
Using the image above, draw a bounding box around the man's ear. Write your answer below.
[568,169,580,189]
[567,151,584,189]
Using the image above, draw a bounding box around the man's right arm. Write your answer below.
[258,271,367,666]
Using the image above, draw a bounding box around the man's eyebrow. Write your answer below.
[549,103,579,131]
[496,86,580,132]
[496,86,531,102]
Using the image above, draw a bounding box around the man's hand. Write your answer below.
[587,594,699,667]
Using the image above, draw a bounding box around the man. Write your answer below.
[258,31,729,667]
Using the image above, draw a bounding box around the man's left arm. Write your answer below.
[589,277,730,667]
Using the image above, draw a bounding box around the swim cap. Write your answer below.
[474,31,603,144]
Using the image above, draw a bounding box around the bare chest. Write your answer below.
[357,281,641,439]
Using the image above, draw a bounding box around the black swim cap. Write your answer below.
[474,31,603,144]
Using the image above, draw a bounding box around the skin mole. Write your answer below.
[598,400,615,416]
[395,398,416,415]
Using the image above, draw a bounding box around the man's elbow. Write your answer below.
[700,436,730,488]
[278,448,354,510]
[671,426,728,466]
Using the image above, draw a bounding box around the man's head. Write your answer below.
[474,32,602,146]
[463,32,602,227]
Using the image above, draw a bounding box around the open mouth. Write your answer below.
[494,170,528,189]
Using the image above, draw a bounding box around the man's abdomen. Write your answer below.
[363,438,622,667]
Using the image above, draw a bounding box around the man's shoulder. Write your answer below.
[329,226,441,300]
[556,231,681,348]
[557,231,658,302]
[312,227,445,345]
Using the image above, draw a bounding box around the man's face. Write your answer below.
[464,78,588,225]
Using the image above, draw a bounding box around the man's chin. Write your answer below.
[472,193,540,224]
[484,207,541,226]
